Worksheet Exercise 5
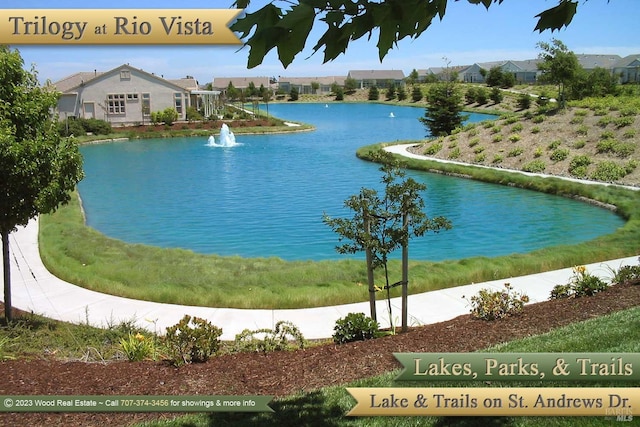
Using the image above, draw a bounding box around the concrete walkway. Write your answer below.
[2,143,637,340]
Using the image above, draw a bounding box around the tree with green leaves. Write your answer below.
[406,69,420,86]
[385,83,396,101]
[397,85,407,101]
[1,46,84,321]
[420,82,467,137]
[368,85,379,100]
[231,0,583,68]
[289,86,299,101]
[311,81,320,94]
[537,38,581,108]
[344,76,358,94]
[411,85,423,102]
[323,150,451,331]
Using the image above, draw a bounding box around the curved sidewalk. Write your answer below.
[4,217,638,341]
[3,143,638,340]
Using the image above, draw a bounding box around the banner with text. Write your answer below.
[0,9,242,44]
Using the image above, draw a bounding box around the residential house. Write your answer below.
[575,54,621,72]
[277,76,346,95]
[54,64,220,125]
[347,70,405,89]
[212,76,275,96]
[458,59,540,84]
[612,54,640,83]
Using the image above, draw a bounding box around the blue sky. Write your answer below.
[7,0,640,84]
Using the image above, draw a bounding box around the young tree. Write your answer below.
[311,81,320,94]
[406,69,420,86]
[368,85,379,100]
[385,83,396,101]
[420,82,467,137]
[537,38,581,108]
[396,85,407,101]
[344,76,358,94]
[1,46,84,321]
[289,86,299,101]
[411,85,423,102]
[490,87,504,104]
[232,1,586,68]
[323,150,451,331]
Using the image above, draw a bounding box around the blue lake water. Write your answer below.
[78,103,625,261]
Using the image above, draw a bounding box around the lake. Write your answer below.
[77,103,624,261]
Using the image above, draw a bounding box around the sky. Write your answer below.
[6,0,640,84]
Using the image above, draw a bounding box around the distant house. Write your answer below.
[277,76,346,95]
[212,76,275,96]
[54,64,220,125]
[347,70,405,89]
[612,54,640,83]
[575,54,621,72]
[458,60,540,84]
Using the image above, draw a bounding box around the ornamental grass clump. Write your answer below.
[465,283,529,321]
[550,266,609,299]
[333,312,379,344]
[233,321,306,353]
[120,332,155,362]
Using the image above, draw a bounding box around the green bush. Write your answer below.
[474,153,487,163]
[550,148,570,162]
[568,155,592,177]
[510,123,523,132]
[508,134,521,143]
[57,118,86,137]
[492,154,503,164]
[610,259,640,286]
[424,141,443,155]
[507,147,523,157]
[465,283,529,321]
[532,115,545,124]
[333,312,379,344]
[575,125,588,136]
[522,160,546,173]
[550,266,609,299]
[614,116,635,128]
[164,315,222,366]
[573,140,586,149]
[161,108,179,126]
[233,321,306,353]
[448,147,461,159]
[547,140,562,150]
[591,161,629,181]
[531,126,541,134]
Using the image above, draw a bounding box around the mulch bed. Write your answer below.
[1,283,640,426]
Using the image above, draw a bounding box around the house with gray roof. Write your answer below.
[54,64,220,125]
[347,70,405,89]
[575,54,621,72]
[278,76,346,95]
[613,54,640,84]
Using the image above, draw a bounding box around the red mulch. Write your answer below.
[1,283,640,426]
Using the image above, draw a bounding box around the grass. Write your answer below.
[134,306,640,427]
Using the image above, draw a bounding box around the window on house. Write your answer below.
[127,93,139,101]
[174,93,183,114]
[141,93,150,116]
[120,70,131,80]
[107,94,126,115]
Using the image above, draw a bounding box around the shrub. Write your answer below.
[468,138,480,147]
[547,140,562,150]
[575,125,588,136]
[333,312,379,344]
[491,126,502,134]
[517,93,532,110]
[614,116,635,128]
[569,116,584,124]
[57,118,86,137]
[492,135,503,143]
[531,126,541,134]
[597,115,613,127]
[610,259,640,286]
[534,147,543,158]
[623,129,637,139]
[474,153,487,163]
[591,161,629,181]
[507,147,523,157]
[424,141,443,155]
[120,332,155,361]
[573,140,586,149]
[503,116,519,125]
[448,147,461,159]
[164,315,222,366]
[465,87,477,104]
[600,130,615,140]
[550,266,609,299]
[568,155,592,177]
[492,154,504,164]
[465,283,529,321]
[522,160,546,173]
[550,148,570,162]
[510,123,523,132]
[473,146,485,154]
[81,118,112,135]
[532,115,545,124]
[508,134,521,143]
[490,87,503,104]
[233,321,306,353]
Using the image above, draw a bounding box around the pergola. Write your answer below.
[191,90,222,119]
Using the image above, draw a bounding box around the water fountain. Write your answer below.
[207,123,238,147]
